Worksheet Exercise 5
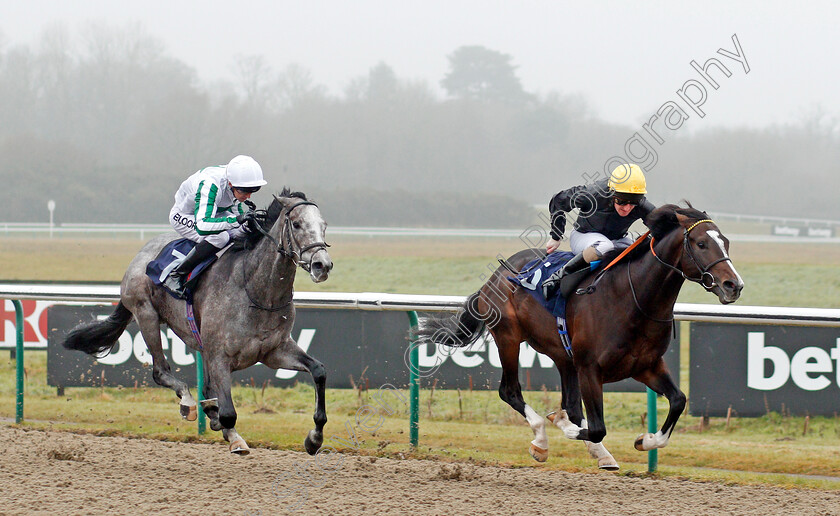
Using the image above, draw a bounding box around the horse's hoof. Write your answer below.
[209,419,223,432]
[200,398,219,410]
[230,438,250,455]
[180,404,197,421]
[529,444,548,463]
[634,432,656,451]
[545,411,558,423]
[598,457,620,470]
[304,430,322,456]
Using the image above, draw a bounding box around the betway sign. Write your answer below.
[690,323,840,416]
[47,305,678,392]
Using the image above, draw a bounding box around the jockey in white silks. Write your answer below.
[163,155,267,298]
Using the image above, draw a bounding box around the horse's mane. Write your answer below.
[235,187,308,249]
[596,200,709,266]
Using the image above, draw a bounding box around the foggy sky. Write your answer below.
[2,0,838,132]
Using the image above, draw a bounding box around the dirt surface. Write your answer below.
[1,426,837,516]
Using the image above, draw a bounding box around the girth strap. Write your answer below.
[185,300,204,351]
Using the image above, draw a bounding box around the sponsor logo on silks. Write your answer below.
[747,332,840,391]
[172,213,196,229]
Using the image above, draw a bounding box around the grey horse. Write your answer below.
[62,189,332,455]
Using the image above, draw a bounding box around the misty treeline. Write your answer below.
[1,24,838,227]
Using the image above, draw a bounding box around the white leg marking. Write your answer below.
[550,410,582,439]
[524,405,548,449]
[223,428,250,454]
[579,419,619,469]
[638,430,670,450]
[180,393,197,407]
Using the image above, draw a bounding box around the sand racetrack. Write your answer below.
[0,426,836,515]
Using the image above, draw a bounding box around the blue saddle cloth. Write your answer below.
[145,238,217,298]
[507,251,576,318]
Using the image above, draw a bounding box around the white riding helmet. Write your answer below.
[225,155,267,188]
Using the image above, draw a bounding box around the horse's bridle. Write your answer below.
[649,218,732,291]
[276,200,331,273]
[628,218,731,324]
[250,200,330,272]
[243,199,330,311]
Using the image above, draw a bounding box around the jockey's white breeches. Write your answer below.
[569,230,635,258]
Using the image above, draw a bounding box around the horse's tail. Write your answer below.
[413,292,486,348]
[62,302,133,356]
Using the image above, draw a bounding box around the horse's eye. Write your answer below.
[292,222,301,230]
[697,241,706,249]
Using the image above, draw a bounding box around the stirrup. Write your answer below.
[163,273,188,299]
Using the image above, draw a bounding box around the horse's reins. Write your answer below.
[627,218,731,324]
[648,219,732,291]
[243,199,330,311]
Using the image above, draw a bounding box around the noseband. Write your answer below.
[650,219,732,291]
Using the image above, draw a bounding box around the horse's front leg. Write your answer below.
[205,357,249,455]
[568,364,607,444]
[633,358,686,451]
[263,340,327,455]
[548,361,618,470]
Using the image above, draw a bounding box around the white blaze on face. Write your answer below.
[706,230,744,285]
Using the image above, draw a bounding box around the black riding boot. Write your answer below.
[542,252,590,299]
[163,240,219,299]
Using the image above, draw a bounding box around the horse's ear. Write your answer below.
[675,212,691,226]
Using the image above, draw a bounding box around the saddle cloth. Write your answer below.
[145,238,221,298]
[507,251,575,318]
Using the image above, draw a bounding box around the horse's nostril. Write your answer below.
[312,262,323,271]
[723,280,742,295]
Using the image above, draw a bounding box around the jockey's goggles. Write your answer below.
[613,198,638,206]
[233,185,261,194]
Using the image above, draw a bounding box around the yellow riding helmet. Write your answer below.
[608,164,647,194]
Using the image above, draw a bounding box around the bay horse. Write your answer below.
[63,188,332,455]
[415,203,743,469]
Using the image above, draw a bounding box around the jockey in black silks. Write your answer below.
[542,163,656,299]
[163,155,267,298]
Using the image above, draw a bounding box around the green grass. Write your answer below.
[3,235,840,307]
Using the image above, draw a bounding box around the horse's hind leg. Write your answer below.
[133,308,197,421]
[263,341,327,456]
[493,330,549,463]
[633,358,686,451]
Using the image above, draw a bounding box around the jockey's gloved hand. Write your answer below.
[236,211,256,227]
[243,200,256,211]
